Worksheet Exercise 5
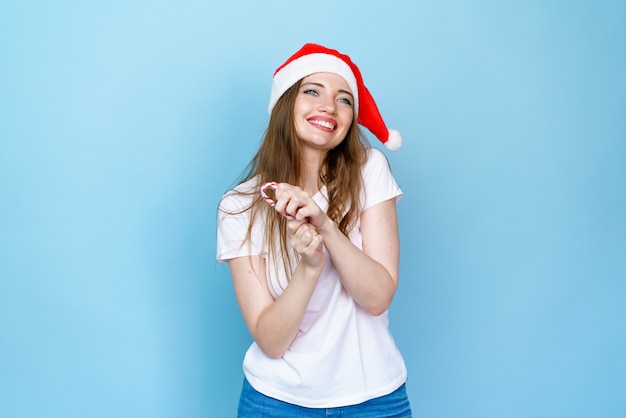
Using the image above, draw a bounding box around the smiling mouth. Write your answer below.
[309,119,336,130]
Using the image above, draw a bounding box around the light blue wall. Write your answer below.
[1,1,624,417]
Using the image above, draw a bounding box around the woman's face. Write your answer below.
[293,72,355,153]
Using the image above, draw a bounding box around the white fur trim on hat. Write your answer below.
[268,53,359,115]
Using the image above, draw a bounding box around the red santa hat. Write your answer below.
[268,43,402,151]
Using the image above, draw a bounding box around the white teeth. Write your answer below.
[310,120,334,130]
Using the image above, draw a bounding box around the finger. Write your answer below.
[304,234,324,253]
[291,204,315,221]
[286,219,306,234]
[287,194,315,220]
[273,195,294,219]
[275,182,298,200]
[290,224,318,250]
[292,222,314,241]
[275,188,302,219]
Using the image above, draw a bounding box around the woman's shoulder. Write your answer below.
[218,177,260,212]
[360,146,402,208]
[363,146,392,172]
[230,176,261,195]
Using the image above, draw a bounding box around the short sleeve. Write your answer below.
[361,147,403,211]
[216,189,263,262]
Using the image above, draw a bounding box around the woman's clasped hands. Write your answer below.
[272,183,328,267]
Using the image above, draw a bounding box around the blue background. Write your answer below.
[1,1,625,417]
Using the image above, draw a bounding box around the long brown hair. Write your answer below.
[223,79,369,279]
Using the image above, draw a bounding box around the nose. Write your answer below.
[318,96,336,114]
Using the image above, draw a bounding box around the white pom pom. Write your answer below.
[384,129,402,151]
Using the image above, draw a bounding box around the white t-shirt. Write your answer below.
[216,147,407,408]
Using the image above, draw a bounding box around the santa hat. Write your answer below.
[268,43,402,151]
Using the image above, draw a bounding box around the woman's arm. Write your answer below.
[272,183,400,316]
[317,198,399,316]
[228,222,325,359]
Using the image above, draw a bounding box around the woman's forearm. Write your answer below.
[321,225,397,315]
[317,199,400,315]
[252,262,323,358]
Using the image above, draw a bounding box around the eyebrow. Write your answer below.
[301,82,354,98]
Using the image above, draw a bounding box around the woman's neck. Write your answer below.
[301,149,327,196]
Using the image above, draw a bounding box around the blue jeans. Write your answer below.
[237,378,412,417]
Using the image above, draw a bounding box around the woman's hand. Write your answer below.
[287,219,325,267]
[272,183,327,267]
[273,183,330,231]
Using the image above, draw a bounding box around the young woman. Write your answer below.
[217,43,411,417]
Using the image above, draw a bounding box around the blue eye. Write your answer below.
[338,97,352,106]
[303,89,318,96]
